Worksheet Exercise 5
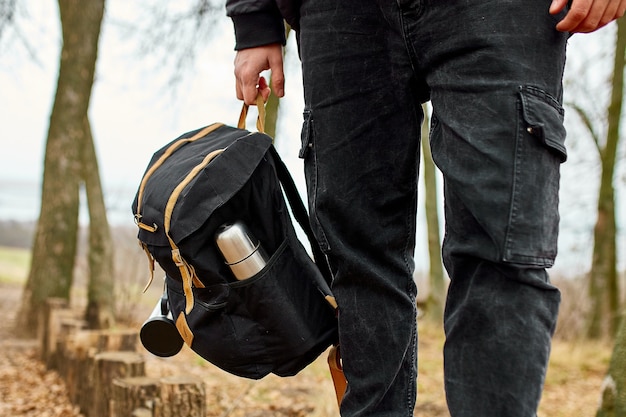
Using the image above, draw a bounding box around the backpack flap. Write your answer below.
[134,125,272,243]
[133,124,273,303]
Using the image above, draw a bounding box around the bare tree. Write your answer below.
[594,19,626,415]
[0,0,16,39]
[16,0,107,336]
[7,1,224,335]
[264,26,291,138]
[81,115,115,329]
[113,0,222,91]
[570,19,626,339]
[420,104,446,322]
[597,311,626,416]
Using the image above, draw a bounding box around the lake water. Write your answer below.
[0,178,137,228]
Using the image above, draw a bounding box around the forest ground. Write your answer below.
[0,244,614,417]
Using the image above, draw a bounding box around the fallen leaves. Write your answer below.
[0,344,83,417]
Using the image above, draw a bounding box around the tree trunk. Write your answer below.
[596,317,626,417]
[587,18,625,339]
[421,105,446,322]
[16,0,105,337]
[81,115,116,329]
[265,84,280,139]
[264,26,290,139]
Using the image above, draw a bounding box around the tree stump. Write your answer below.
[38,297,70,369]
[55,317,87,380]
[57,329,141,414]
[60,330,105,405]
[93,329,139,352]
[154,375,206,417]
[132,408,153,417]
[90,351,145,417]
[111,376,160,417]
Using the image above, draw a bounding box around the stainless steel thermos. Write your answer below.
[139,288,184,357]
[215,221,268,280]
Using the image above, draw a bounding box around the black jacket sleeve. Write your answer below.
[226,0,286,50]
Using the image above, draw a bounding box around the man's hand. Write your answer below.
[551,0,626,33]
[234,43,285,105]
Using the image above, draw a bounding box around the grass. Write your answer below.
[540,338,612,417]
[0,245,30,284]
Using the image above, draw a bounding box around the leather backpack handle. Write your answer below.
[238,94,266,133]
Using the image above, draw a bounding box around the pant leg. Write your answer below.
[299,1,422,416]
[300,0,568,415]
[399,1,569,415]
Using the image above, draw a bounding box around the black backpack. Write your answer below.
[132,107,338,379]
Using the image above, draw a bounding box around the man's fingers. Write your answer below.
[607,0,626,23]
[257,77,271,102]
[599,0,621,28]
[233,44,284,104]
[243,82,260,105]
[235,79,244,101]
[549,0,569,15]
[237,77,270,104]
[554,0,625,33]
[236,68,264,104]
[235,75,261,104]
[268,54,285,98]
[620,0,626,17]
[555,0,593,32]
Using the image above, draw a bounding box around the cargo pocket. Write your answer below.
[503,86,567,267]
[298,109,331,252]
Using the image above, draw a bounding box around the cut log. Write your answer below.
[111,376,160,417]
[38,297,70,368]
[90,351,145,417]
[58,328,139,406]
[132,408,153,417]
[93,329,139,352]
[154,375,206,417]
[55,317,87,380]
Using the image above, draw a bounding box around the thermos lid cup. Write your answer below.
[140,316,184,357]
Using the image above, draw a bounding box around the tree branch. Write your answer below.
[566,101,603,156]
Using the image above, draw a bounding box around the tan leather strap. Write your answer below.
[328,345,347,407]
[134,123,224,229]
[237,94,266,133]
[163,148,225,314]
[133,123,224,296]
[140,242,156,293]
[135,96,266,307]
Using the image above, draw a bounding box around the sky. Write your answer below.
[0,0,624,276]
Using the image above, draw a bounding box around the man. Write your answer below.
[227,1,625,416]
